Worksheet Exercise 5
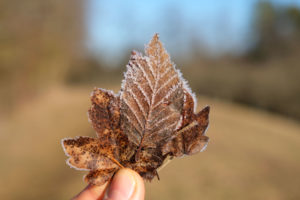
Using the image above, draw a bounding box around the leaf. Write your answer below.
[120,34,184,150]
[88,88,136,162]
[162,90,210,157]
[62,136,119,170]
[62,89,127,184]
[61,33,210,186]
[88,89,120,156]
[88,88,119,144]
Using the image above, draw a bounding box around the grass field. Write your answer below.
[1,86,300,200]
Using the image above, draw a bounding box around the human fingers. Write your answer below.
[103,168,145,200]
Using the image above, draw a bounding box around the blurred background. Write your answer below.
[1,0,300,199]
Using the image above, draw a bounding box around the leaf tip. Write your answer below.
[153,33,159,40]
[203,105,210,113]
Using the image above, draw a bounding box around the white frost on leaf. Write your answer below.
[120,34,188,148]
[176,69,197,112]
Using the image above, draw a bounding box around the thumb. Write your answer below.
[104,168,145,200]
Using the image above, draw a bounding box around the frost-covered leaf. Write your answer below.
[120,34,184,150]
[162,90,210,157]
[62,89,127,185]
[61,34,210,186]
[62,136,119,171]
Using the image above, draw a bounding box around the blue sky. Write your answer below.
[85,0,300,61]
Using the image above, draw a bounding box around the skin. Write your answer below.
[73,168,145,200]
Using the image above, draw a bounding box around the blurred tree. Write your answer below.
[183,2,300,120]
[247,1,300,61]
[65,55,124,85]
[0,0,84,113]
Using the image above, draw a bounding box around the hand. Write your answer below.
[73,168,145,200]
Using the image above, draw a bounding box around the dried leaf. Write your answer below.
[61,33,210,186]
[62,136,119,170]
[120,34,184,149]
[162,90,210,157]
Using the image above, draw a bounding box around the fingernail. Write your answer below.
[104,169,136,200]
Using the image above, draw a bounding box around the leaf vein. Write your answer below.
[122,96,144,134]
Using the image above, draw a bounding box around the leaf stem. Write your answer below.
[109,157,124,169]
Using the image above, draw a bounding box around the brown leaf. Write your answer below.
[120,34,184,150]
[88,88,119,145]
[62,136,119,170]
[88,88,137,162]
[61,33,210,186]
[162,90,210,157]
